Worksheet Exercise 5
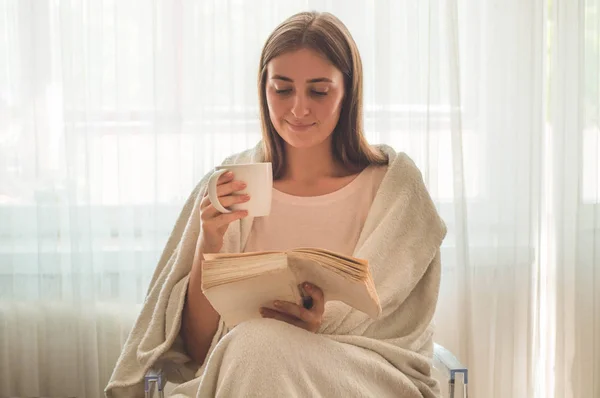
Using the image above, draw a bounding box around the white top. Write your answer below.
[244,165,388,255]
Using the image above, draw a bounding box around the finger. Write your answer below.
[216,180,247,198]
[217,171,235,184]
[200,195,212,209]
[260,308,304,328]
[200,193,249,218]
[212,210,249,227]
[273,300,315,324]
[203,172,234,198]
[200,200,221,220]
[303,283,325,316]
[201,199,247,222]
[216,193,250,209]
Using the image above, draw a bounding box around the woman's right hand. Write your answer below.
[199,171,250,254]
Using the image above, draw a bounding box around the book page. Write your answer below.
[202,254,289,288]
[290,248,367,266]
[203,267,303,328]
[202,251,280,261]
[289,248,368,277]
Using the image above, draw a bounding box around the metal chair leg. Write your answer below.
[144,368,165,398]
[433,344,468,398]
[449,380,455,398]
[144,382,153,398]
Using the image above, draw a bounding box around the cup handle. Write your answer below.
[207,169,231,213]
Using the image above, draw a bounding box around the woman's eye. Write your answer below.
[273,88,327,96]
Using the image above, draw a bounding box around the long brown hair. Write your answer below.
[258,11,388,179]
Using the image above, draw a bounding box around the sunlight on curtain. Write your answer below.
[432,1,546,397]
[0,0,597,397]
[547,0,600,397]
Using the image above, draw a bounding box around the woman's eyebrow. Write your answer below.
[271,75,333,83]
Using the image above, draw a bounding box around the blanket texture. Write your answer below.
[105,143,446,398]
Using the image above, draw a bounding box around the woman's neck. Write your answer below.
[280,141,349,183]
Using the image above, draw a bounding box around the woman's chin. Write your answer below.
[277,128,333,150]
[280,134,329,150]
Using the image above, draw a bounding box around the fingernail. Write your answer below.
[225,171,234,177]
[273,301,281,307]
[303,296,314,310]
[243,194,251,201]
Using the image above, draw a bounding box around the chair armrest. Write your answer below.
[144,367,165,398]
[433,343,468,384]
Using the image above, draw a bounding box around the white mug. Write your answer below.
[207,162,273,217]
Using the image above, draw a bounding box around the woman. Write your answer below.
[106,11,446,398]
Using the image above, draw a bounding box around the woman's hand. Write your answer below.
[199,171,250,254]
[260,282,325,332]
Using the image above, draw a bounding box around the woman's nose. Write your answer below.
[290,94,310,118]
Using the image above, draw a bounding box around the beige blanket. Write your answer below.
[105,143,446,398]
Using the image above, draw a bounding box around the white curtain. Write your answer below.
[0,1,597,397]
[549,1,600,397]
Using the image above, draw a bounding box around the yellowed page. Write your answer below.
[290,248,368,275]
[202,251,280,261]
[202,253,287,285]
[203,267,302,328]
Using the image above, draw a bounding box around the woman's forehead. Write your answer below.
[267,48,342,82]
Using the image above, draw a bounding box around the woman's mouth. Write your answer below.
[285,120,316,132]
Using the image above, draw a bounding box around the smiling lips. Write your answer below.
[286,120,316,132]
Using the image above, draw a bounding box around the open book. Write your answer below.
[201,248,381,328]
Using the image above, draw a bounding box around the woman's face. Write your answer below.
[265,48,345,150]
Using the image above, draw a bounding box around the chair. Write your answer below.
[144,368,164,398]
[144,343,468,398]
[433,343,469,398]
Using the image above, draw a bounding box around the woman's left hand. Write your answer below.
[260,282,325,333]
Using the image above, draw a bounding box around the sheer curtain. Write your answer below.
[549,0,600,397]
[0,1,597,397]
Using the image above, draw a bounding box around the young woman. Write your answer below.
[107,11,446,398]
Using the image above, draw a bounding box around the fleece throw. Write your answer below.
[105,143,447,398]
